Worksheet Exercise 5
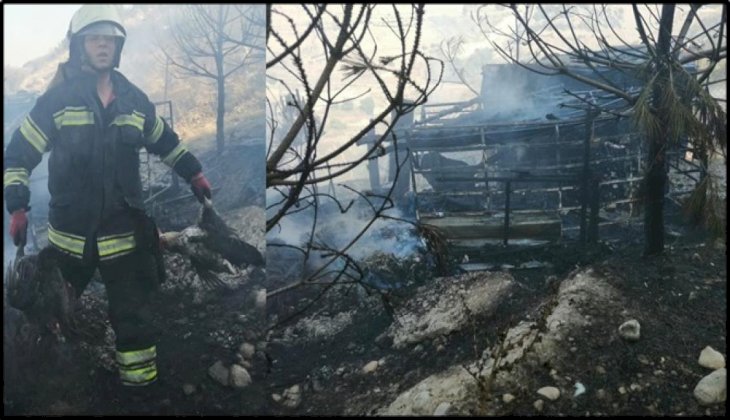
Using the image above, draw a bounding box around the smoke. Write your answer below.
[267,185,425,276]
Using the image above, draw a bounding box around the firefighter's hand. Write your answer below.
[190,172,212,203]
[9,209,28,247]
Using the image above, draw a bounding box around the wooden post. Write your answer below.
[504,180,511,246]
[580,105,596,244]
[588,177,600,243]
[366,122,380,190]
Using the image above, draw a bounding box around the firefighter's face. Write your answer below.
[83,35,117,71]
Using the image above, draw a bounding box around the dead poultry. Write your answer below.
[160,200,264,289]
[6,246,77,340]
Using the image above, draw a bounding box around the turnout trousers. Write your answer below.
[53,246,160,387]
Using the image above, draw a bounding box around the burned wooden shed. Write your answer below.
[364,63,703,253]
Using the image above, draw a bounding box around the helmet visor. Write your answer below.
[77,22,125,38]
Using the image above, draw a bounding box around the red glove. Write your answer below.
[9,209,28,246]
[190,172,212,203]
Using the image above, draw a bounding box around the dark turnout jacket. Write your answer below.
[4,64,201,262]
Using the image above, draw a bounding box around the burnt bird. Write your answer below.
[6,247,77,338]
[160,200,264,288]
[198,199,264,267]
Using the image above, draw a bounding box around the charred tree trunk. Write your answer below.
[216,69,225,155]
[216,9,226,156]
[644,4,675,256]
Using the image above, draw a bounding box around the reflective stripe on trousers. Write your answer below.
[116,345,157,386]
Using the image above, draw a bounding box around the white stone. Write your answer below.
[208,361,229,386]
[533,399,544,412]
[537,386,560,401]
[693,368,726,406]
[363,360,379,374]
[618,319,641,341]
[254,288,267,310]
[282,384,302,408]
[618,386,627,395]
[272,393,282,402]
[502,393,515,403]
[229,364,252,388]
[239,342,256,359]
[182,383,196,395]
[699,346,725,370]
[433,402,451,416]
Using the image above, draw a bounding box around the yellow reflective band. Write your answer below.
[53,107,94,129]
[120,363,158,386]
[116,346,157,367]
[161,144,187,167]
[48,226,85,257]
[4,168,29,188]
[97,232,136,259]
[111,113,145,132]
[52,106,88,117]
[147,115,164,144]
[20,116,49,153]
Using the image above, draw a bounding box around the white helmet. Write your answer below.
[67,5,126,68]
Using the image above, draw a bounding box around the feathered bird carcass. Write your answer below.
[160,199,264,289]
[5,246,77,338]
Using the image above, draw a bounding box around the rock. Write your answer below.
[692,252,701,262]
[502,393,515,403]
[229,364,252,388]
[533,399,544,412]
[363,360,379,374]
[699,346,725,370]
[694,368,726,406]
[208,361,229,386]
[433,402,451,416]
[618,319,641,341]
[182,383,196,396]
[387,272,514,348]
[282,384,302,408]
[239,342,256,359]
[630,383,641,392]
[596,366,606,375]
[574,382,586,397]
[382,365,472,415]
[537,386,560,401]
[254,288,267,311]
[272,393,282,402]
[311,377,324,392]
[618,386,627,395]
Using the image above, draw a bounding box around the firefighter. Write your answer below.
[3,5,212,389]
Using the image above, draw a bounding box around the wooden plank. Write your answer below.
[421,212,561,240]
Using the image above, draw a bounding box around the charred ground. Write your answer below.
[4,191,725,415]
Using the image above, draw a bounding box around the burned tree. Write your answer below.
[266,4,442,306]
[161,4,263,155]
[474,4,727,255]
